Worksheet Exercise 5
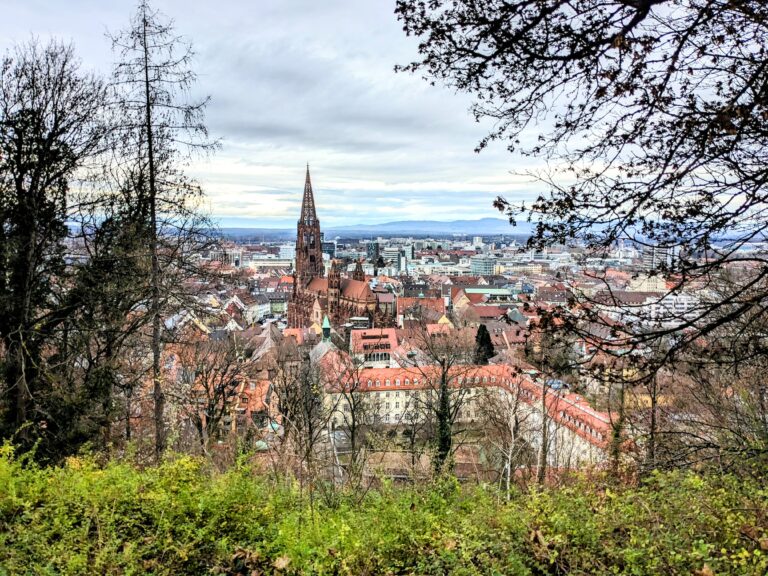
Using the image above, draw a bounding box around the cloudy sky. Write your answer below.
[0,0,545,228]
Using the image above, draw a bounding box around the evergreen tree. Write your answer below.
[474,324,494,365]
[0,40,109,457]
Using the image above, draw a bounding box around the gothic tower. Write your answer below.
[294,165,324,286]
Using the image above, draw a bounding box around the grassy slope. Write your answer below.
[0,447,766,575]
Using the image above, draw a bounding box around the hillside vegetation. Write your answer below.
[1,447,766,575]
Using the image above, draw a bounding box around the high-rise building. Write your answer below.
[366,241,380,262]
[470,254,496,276]
[642,245,678,270]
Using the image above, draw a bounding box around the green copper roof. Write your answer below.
[322,315,331,329]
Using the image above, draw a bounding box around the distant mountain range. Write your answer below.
[219,217,533,240]
[326,217,532,236]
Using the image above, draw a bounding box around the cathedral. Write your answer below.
[288,167,392,329]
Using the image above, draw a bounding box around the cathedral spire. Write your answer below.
[293,165,324,301]
[300,164,318,225]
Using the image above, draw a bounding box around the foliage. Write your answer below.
[474,324,495,365]
[0,39,111,460]
[395,0,768,473]
[1,446,766,575]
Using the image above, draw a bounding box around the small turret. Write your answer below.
[352,259,365,282]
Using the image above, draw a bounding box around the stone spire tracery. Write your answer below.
[294,164,324,287]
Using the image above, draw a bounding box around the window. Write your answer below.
[395,402,400,409]
[367,379,372,387]
[385,379,390,386]
[405,378,410,385]
[395,379,401,386]
[375,380,380,387]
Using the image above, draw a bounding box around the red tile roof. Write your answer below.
[397,296,446,317]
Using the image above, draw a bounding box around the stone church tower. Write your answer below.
[294,165,324,286]
[287,167,392,329]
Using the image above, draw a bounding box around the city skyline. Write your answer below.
[0,0,549,228]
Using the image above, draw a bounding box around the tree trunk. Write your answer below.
[435,371,452,472]
[142,10,165,460]
[647,373,658,470]
[610,382,627,478]
[537,385,548,485]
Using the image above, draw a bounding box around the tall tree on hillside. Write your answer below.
[110,0,217,458]
[0,41,109,454]
[396,0,768,461]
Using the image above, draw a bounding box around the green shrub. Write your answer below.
[0,445,766,575]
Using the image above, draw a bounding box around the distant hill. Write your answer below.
[219,218,532,240]
[215,227,295,241]
[325,217,530,237]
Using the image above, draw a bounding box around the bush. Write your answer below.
[0,444,766,575]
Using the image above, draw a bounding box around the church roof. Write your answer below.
[307,277,329,292]
[340,278,375,301]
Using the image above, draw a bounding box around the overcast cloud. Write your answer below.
[0,0,546,227]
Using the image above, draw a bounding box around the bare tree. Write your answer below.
[109,0,217,458]
[322,352,382,479]
[477,381,533,498]
[396,1,768,475]
[398,319,480,473]
[272,344,337,512]
[171,333,255,453]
